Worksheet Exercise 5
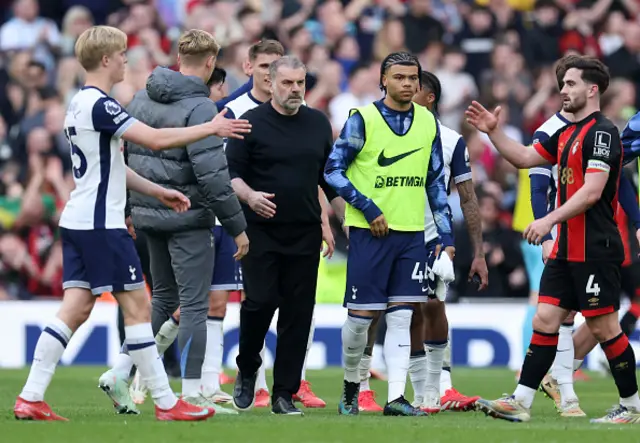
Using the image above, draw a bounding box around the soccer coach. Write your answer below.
[227,55,343,415]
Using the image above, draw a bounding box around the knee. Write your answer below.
[122,291,151,324]
[208,292,228,318]
[587,316,620,343]
[243,295,276,313]
[385,305,414,328]
[59,295,94,331]
[532,311,558,334]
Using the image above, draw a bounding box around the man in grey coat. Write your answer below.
[100,30,250,413]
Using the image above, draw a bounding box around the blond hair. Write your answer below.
[75,25,127,72]
[178,29,220,66]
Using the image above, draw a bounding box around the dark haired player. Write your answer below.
[468,56,640,424]
[325,52,453,416]
[355,71,486,413]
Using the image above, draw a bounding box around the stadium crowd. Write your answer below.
[1,0,639,301]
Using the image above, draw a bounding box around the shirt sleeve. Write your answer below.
[319,116,339,202]
[618,174,640,230]
[532,128,560,165]
[584,125,621,174]
[426,122,454,247]
[323,111,383,223]
[224,107,236,120]
[215,78,253,110]
[225,112,252,180]
[92,97,136,138]
[451,136,472,184]
[529,130,554,230]
[621,112,640,165]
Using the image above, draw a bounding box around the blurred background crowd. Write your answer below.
[1,0,639,301]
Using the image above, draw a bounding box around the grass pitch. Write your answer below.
[0,367,637,442]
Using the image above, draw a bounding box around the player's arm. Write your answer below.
[426,125,454,248]
[545,126,621,226]
[186,102,247,238]
[451,137,481,256]
[215,78,252,110]
[621,111,640,165]
[125,166,166,197]
[529,131,555,243]
[618,173,640,229]
[323,112,383,223]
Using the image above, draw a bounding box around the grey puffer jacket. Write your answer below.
[126,67,246,237]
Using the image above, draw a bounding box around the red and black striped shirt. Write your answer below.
[533,111,624,263]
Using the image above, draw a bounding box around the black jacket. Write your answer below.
[126,67,246,237]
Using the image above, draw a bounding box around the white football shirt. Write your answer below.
[59,86,137,230]
[424,120,472,243]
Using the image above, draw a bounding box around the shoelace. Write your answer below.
[604,405,627,419]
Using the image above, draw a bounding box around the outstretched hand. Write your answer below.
[465,101,501,134]
[158,188,191,213]
[210,108,252,139]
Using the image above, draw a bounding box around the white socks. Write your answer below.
[125,323,176,410]
[20,317,72,402]
[440,339,453,395]
[513,384,536,409]
[342,314,372,383]
[256,345,269,391]
[553,324,577,403]
[573,359,584,371]
[425,341,446,401]
[112,352,134,378]
[384,308,412,403]
[359,352,372,391]
[409,352,427,405]
[621,393,640,410]
[201,317,223,396]
[182,378,201,398]
[156,316,179,356]
[301,315,315,381]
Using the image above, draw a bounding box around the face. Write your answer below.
[15,0,38,21]
[106,49,128,84]
[209,82,227,102]
[383,64,420,105]
[271,66,306,113]
[250,53,282,97]
[412,86,434,110]
[560,67,593,113]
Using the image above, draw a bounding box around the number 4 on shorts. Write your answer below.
[586,274,600,296]
[411,262,434,284]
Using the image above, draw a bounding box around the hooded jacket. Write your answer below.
[125,67,246,237]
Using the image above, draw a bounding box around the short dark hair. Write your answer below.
[379,51,422,91]
[421,70,442,112]
[248,39,284,61]
[562,55,610,95]
[554,54,581,89]
[208,67,226,86]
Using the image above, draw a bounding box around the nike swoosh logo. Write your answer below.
[421,287,430,292]
[377,148,422,167]
[398,344,411,347]
[186,408,212,417]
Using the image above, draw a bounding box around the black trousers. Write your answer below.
[236,225,321,402]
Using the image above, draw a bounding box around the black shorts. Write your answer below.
[539,259,621,318]
[621,262,640,301]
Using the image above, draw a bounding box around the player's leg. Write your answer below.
[539,309,585,417]
[167,229,224,408]
[357,313,384,411]
[382,232,434,416]
[293,310,327,408]
[520,241,543,366]
[619,263,640,337]
[408,302,428,408]
[578,263,640,424]
[339,227,388,415]
[477,259,572,423]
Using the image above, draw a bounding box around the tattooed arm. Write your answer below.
[451,136,488,290]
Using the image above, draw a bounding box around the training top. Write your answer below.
[59,86,136,230]
[325,100,453,246]
[533,111,623,263]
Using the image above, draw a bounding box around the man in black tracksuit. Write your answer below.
[227,56,343,415]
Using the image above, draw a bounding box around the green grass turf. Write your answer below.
[0,367,638,442]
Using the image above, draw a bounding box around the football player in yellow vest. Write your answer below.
[324,52,454,416]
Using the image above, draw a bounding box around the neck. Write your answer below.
[250,86,270,103]
[570,103,600,122]
[383,95,411,112]
[84,73,114,95]
[180,66,207,84]
[271,100,298,116]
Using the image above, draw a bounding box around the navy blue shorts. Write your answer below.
[344,228,434,310]
[211,225,243,291]
[61,228,145,296]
